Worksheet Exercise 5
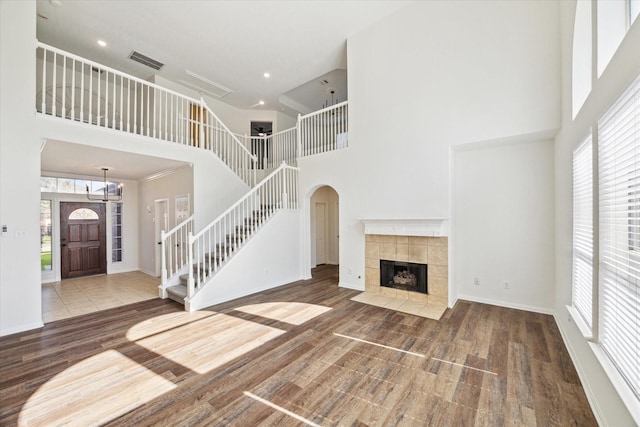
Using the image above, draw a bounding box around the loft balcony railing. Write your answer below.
[35,42,348,182]
[234,101,349,171]
[35,42,256,186]
[298,101,349,157]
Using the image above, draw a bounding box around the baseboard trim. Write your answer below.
[455,294,554,315]
[552,312,607,427]
[338,281,364,291]
[0,320,44,337]
[190,276,303,311]
[136,268,158,277]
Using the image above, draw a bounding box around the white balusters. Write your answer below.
[297,101,348,157]
[160,216,194,291]
[36,42,256,185]
[187,163,299,295]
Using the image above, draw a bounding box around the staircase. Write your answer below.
[35,41,347,311]
[161,163,299,309]
[165,203,278,304]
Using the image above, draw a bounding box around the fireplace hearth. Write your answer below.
[380,259,428,294]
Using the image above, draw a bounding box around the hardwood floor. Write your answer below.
[0,265,596,426]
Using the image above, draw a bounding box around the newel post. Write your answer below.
[199,98,206,149]
[281,162,289,209]
[160,230,168,298]
[187,231,195,298]
[296,113,302,159]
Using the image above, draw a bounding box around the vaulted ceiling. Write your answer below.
[36,0,409,116]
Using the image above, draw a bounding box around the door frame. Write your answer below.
[59,201,107,279]
[154,198,170,277]
[314,201,328,266]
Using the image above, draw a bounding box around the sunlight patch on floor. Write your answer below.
[243,391,321,427]
[134,312,285,374]
[233,302,332,325]
[18,350,176,426]
[126,310,218,341]
[333,332,427,358]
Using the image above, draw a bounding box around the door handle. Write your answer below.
[157,242,162,245]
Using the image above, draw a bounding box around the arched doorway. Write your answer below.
[309,186,339,268]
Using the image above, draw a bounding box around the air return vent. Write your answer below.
[128,51,164,71]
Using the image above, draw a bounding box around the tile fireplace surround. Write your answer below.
[365,234,448,306]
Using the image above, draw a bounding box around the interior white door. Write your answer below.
[154,199,169,277]
[315,202,327,265]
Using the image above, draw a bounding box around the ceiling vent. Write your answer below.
[128,51,164,71]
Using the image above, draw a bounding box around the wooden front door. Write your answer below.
[60,202,107,279]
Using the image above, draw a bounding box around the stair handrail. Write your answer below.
[198,101,258,186]
[266,127,297,169]
[193,162,298,239]
[187,162,299,298]
[160,215,194,290]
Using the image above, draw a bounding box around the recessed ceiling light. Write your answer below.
[263,72,270,78]
[49,0,62,7]
[258,100,265,105]
[97,40,107,47]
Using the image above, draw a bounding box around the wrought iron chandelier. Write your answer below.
[86,168,123,202]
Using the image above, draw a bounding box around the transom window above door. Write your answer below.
[68,208,99,220]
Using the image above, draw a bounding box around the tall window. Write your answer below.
[40,200,52,271]
[573,137,593,330]
[598,74,640,400]
[112,202,123,263]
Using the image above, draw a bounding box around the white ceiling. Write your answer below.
[41,140,188,180]
[36,0,409,115]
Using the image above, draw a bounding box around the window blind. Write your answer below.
[573,137,593,329]
[598,74,640,400]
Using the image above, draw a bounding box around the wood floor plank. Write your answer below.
[0,265,597,426]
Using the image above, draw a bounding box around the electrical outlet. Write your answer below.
[474,277,480,286]
[503,281,510,289]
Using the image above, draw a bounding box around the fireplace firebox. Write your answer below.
[380,259,428,294]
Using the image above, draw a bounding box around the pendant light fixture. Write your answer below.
[86,167,123,202]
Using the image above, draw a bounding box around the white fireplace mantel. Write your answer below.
[360,218,449,237]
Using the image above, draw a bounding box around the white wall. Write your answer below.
[138,166,193,276]
[276,111,297,132]
[453,139,555,313]
[35,119,249,234]
[309,186,339,266]
[554,1,640,425]
[188,210,303,311]
[300,1,561,292]
[0,1,42,336]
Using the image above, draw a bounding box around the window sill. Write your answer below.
[566,304,593,340]
[588,342,640,425]
[566,305,640,424]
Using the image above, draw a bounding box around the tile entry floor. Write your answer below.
[351,292,447,320]
[42,271,159,323]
